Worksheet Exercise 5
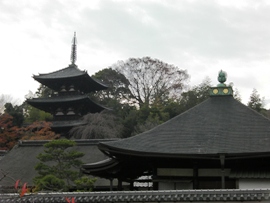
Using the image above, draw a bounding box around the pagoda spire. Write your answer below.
[70,32,77,65]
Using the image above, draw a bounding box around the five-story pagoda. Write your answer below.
[27,33,108,135]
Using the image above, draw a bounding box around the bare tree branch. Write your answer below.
[113,57,189,108]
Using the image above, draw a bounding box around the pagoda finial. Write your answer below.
[70,32,77,65]
[217,70,227,87]
[209,70,233,96]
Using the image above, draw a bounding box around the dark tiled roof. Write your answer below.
[28,95,90,103]
[82,158,120,178]
[83,158,119,171]
[1,189,270,202]
[33,65,107,92]
[99,96,270,157]
[34,65,86,79]
[52,120,87,128]
[0,139,115,187]
[0,150,7,160]
[27,95,108,113]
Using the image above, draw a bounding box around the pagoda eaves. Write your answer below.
[27,95,107,115]
[33,64,107,93]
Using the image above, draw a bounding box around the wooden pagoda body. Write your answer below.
[27,34,107,135]
[82,72,270,191]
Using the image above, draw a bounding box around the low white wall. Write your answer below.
[239,179,270,189]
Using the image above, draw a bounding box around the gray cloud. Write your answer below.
[1,0,270,106]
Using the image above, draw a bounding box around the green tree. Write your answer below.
[179,77,212,113]
[25,85,53,123]
[4,103,24,127]
[233,87,242,102]
[34,139,85,191]
[35,84,53,98]
[132,107,169,136]
[247,89,267,115]
[162,99,183,119]
[74,176,97,192]
[0,94,20,114]
[91,68,131,106]
[24,105,52,123]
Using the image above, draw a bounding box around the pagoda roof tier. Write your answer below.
[33,64,108,92]
[51,120,88,133]
[27,95,107,114]
[98,95,270,159]
[51,120,87,128]
[50,119,89,134]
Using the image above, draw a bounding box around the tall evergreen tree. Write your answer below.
[4,103,24,127]
[247,89,267,116]
[34,140,85,191]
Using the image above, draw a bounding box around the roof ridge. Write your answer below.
[33,64,85,77]
[18,139,119,147]
[1,189,270,202]
[99,95,270,156]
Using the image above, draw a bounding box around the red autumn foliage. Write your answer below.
[14,179,28,197]
[20,183,28,197]
[0,113,60,150]
[0,113,23,150]
[21,121,60,140]
[65,197,75,203]
[15,179,20,190]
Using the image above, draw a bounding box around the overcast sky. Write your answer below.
[1,0,270,107]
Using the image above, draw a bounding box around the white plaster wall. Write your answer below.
[239,179,270,189]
